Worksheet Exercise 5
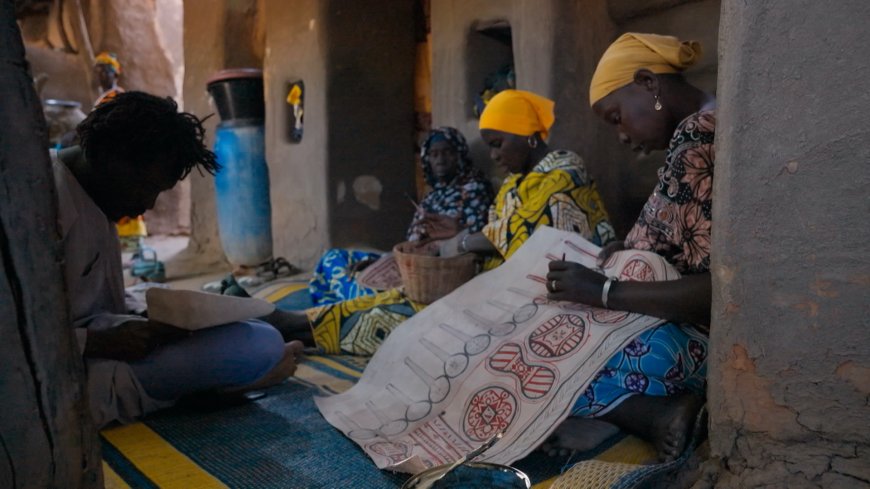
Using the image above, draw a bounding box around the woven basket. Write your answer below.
[393,241,478,305]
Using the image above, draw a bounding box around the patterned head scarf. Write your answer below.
[94,52,122,75]
[589,33,702,106]
[420,127,474,187]
[478,89,556,141]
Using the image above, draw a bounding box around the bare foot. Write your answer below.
[223,340,305,393]
[600,393,704,463]
[539,418,620,457]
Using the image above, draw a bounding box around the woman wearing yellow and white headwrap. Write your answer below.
[93,52,126,108]
[544,33,716,463]
[275,89,615,356]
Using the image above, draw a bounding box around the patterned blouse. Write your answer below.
[625,110,715,274]
[482,150,615,269]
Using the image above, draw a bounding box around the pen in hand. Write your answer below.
[404,192,424,214]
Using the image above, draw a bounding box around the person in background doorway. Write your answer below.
[93,51,125,108]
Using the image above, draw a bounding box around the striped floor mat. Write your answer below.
[101,281,682,488]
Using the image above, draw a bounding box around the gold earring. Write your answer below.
[654,95,663,111]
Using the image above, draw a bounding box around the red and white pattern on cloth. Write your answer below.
[315,228,682,474]
[463,386,519,441]
[625,111,715,275]
[487,343,557,399]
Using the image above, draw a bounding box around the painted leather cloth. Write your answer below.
[573,110,715,417]
[306,149,614,355]
[309,128,493,306]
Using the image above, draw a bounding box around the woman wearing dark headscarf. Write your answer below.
[407,127,493,240]
[308,127,493,306]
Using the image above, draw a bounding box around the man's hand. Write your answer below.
[84,319,190,362]
[546,260,607,306]
[420,213,462,240]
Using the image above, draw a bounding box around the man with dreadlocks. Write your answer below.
[55,91,303,427]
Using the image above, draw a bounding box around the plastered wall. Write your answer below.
[262,0,330,268]
[175,0,233,274]
[709,0,870,486]
[324,0,417,251]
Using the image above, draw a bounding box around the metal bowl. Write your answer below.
[44,99,82,108]
[402,462,531,489]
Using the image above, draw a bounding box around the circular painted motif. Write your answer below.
[527,314,585,358]
[590,308,630,324]
[463,386,517,441]
[512,303,538,323]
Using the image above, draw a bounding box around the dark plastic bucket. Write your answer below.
[206,68,265,122]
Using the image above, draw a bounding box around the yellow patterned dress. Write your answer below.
[306,150,615,355]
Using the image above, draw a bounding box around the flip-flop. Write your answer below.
[271,257,300,277]
[255,257,301,280]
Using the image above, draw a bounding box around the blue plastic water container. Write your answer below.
[213,121,273,266]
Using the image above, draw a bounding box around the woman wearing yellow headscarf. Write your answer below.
[268,89,615,356]
[544,33,715,463]
[438,89,615,270]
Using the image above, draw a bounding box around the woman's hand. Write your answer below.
[546,260,607,306]
[84,319,190,362]
[420,213,462,240]
[597,241,626,267]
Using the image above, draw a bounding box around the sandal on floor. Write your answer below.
[255,257,301,280]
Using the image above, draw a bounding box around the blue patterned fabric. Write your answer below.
[308,248,381,306]
[571,322,708,417]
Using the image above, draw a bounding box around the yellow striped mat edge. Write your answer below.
[253,281,309,303]
[101,423,228,489]
[293,362,358,394]
[532,435,657,488]
[102,462,131,489]
[305,355,364,379]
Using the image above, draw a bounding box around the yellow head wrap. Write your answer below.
[94,51,122,75]
[589,33,702,106]
[479,89,556,141]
